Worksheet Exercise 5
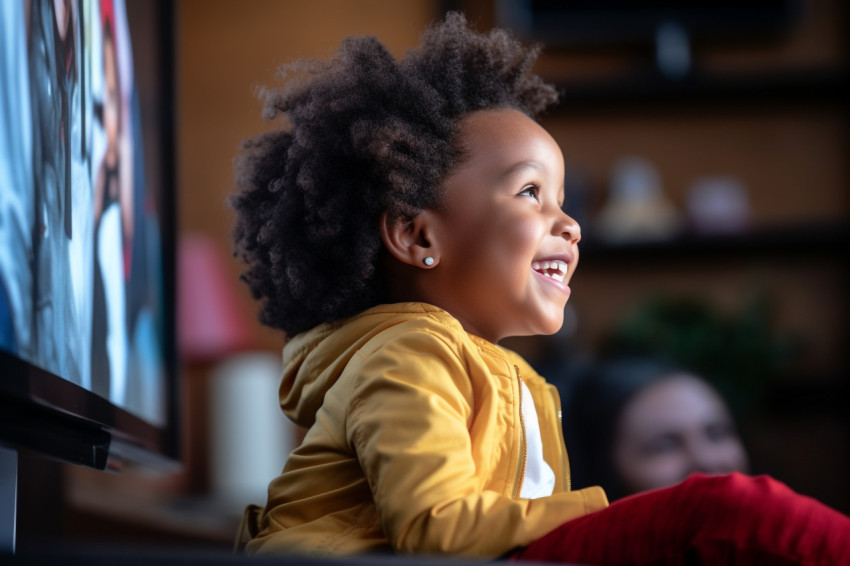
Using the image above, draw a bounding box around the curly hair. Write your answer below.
[231,12,558,336]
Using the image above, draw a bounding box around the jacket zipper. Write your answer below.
[548,387,571,491]
[512,365,527,498]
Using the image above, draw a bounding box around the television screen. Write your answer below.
[0,0,177,470]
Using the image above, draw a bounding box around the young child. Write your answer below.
[231,13,850,564]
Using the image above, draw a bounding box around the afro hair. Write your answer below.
[230,12,558,336]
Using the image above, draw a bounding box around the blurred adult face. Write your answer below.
[612,374,748,494]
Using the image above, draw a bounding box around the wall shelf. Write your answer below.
[579,221,849,265]
[550,67,849,113]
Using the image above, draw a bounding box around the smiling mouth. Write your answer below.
[532,260,568,283]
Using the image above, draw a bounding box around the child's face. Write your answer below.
[429,108,580,342]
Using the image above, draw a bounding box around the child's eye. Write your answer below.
[518,184,539,200]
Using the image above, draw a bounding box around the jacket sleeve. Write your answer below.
[346,328,608,557]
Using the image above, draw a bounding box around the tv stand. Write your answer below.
[0,446,17,553]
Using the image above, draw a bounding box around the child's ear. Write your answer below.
[380,211,439,268]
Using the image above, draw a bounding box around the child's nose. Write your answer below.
[555,211,581,245]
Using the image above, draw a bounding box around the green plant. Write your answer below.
[600,292,803,413]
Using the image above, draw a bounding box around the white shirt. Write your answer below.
[519,380,556,499]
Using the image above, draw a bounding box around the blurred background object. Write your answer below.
[178,233,255,362]
[208,351,291,516]
[598,293,802,413]
[686,175,751,234]
[179,233,294,516]
[594,155,683,243]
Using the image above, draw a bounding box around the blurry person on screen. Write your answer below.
[92,0,135,404]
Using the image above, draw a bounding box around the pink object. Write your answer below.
[178,233,255,362]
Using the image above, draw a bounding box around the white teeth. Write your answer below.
[532,260,568,283]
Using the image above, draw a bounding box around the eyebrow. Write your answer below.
[502,160,565,197]
[501,160,545,179]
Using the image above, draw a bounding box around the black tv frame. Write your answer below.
[0,348,178,471]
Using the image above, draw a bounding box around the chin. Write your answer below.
[532,314,565,336]
[538,323,563,336]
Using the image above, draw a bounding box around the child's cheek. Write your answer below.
[508,218,548,258]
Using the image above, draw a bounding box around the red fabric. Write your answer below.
[511,473,850,565]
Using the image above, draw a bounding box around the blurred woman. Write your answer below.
[562,356,749,500]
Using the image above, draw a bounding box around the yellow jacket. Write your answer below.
[245,302,608,558]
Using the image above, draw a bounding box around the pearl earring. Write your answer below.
[423,256,435,266]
